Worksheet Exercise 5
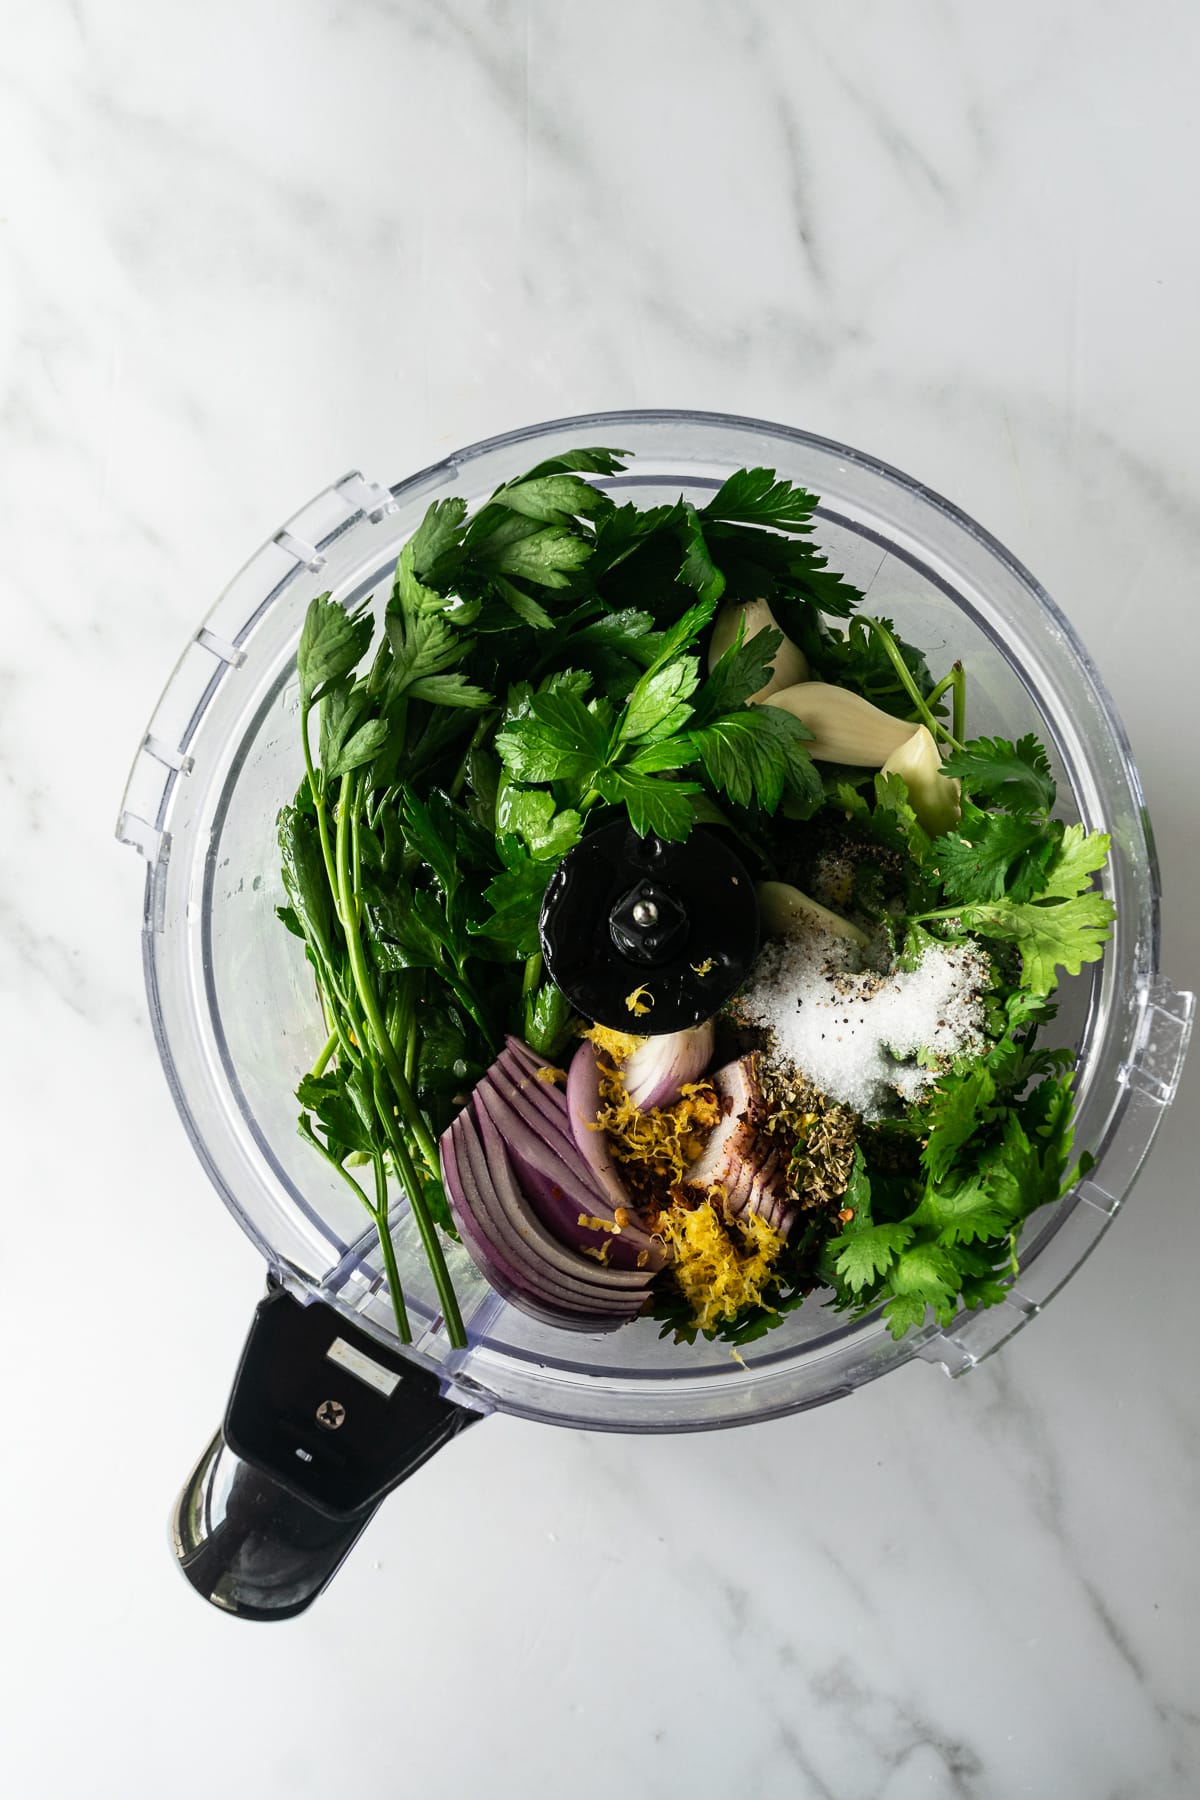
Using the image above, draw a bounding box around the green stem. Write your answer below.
[374,1074,467,1349]
[521,951,543,1003]
[297,1116,411,1343]
[372,1151,411,1345]
[448,710,498,802]
[301,705,340,898]
[859,616,965,752]
[951,660,966,746]
[334,773,440,1176]
[335,773,465,1348]
[310,1029,338,1080]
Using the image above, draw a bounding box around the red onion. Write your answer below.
[623,1021,715,1111]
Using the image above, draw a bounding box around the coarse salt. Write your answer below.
[736,928,989,1119]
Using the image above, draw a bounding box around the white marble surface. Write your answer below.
[3,2,1200,1795]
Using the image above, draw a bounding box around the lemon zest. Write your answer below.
[659,1200,785,1333]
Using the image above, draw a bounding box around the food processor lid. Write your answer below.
[117,414,1192,1438]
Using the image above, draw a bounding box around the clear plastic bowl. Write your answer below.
[118,411,1193,1430]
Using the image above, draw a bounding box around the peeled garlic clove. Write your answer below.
[709,598,808,701]
[756,881,871,952]
[881,725,962,835]
[764,682,915,765]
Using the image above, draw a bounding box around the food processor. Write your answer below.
[117,411,1192,1619]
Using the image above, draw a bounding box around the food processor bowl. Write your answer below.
[119,411,1192,1615]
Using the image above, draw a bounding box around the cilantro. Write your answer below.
[829,1221,915,1292]
[952,890,1114,996]
[941,733,1057,815]
[933,807,1062,904]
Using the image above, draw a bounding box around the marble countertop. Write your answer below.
[4,3,1200,1796]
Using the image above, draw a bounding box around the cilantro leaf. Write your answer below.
[873,772,932,866]
[941,734,1057,816]
[1040,824,1111,900]
[958,891,1115,995]
[888,1242,962,1304]
[829,1221,915,1292]
[921,1064,997,1185]
[933,809,1063,904]
[297,595,372,709]
[907,1174,1013,1246]
[882,1294,929,1339]
[702,467,819,533]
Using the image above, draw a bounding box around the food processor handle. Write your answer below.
[170,1285,483,1620]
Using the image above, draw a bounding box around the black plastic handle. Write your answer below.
[171,1286,482,1619]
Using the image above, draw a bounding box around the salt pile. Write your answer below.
[737,929,989,1119]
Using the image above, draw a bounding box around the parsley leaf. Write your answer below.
[492,473,608,525]
[685,705,821,814]
[594,766,701,841]
[677,504,727,605]
[691,624,783,724]
[618,654,701,746]
[494,680,611,783]
[297,595,372,709]
[702,467,819,533]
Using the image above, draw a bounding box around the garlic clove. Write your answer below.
[756,880,871,952]
[881,725,962,836]
[709,598,808,701]
[764,682,915,765]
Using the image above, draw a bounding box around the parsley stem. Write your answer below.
[522,951,543,1002]
[859,616,965,752]
[334,774,440,1174]
[310,1029,338,1080]
[373,1071,467,1348]
[372,1149,412,1345]
[335,773,466,1348]
[297,1116,411,1343]
[447,710,498,802]
[301,704,340,898]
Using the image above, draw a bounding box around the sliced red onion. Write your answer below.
[441,1108,648,1333]
[472,1077,663,1270]
[472,1101,647,1293]
[565,1041,640,1220]
[623,1021,715,1112]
